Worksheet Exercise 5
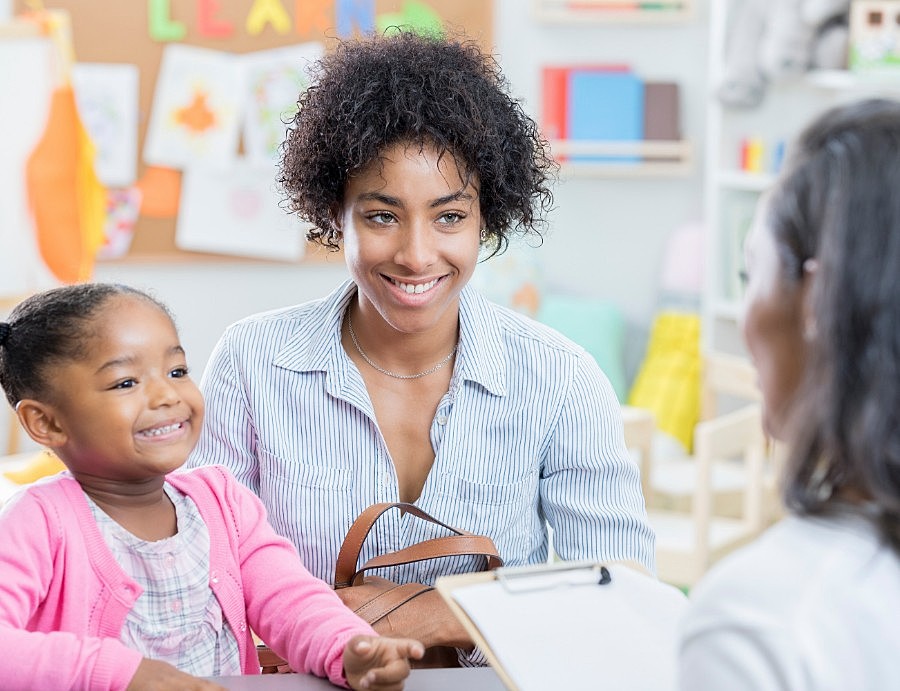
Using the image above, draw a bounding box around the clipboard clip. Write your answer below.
[495,561,612,594]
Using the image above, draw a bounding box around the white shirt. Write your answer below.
[190,281,655,584]
[679,510,900,690]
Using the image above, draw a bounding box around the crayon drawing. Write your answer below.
[97,187,142,260]
[241,42,324,165]
[71,63,139,187]
[176,160,308,261]
[143,44,243,170]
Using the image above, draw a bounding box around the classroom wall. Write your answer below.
[94,1,710,377]
[1,1,712,454]
[494,1,710,378]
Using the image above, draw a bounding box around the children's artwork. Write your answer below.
[176,160,308,261]
[71,62,139,187]
[0,36,58,297]
[849,1,900,72]
[241,42,324,165]
[143,44,243,170]
[97,187,142,260]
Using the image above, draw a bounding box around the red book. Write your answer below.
[541,66,569,142]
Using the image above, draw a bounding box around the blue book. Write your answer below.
[567,70,644,162]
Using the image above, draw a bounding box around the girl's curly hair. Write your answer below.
[278,30,556,256]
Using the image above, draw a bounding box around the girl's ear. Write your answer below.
[15,399,67,448]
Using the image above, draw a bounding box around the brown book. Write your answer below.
[643,81,681,141]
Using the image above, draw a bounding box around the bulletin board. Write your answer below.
[11,0,493,263]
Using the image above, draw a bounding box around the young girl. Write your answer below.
[0,283,423,691]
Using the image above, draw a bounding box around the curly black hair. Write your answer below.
[0,283,172,408]
[278,29,556,256]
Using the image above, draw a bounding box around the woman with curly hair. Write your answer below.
[679,99,900,689]
[190,30,654,665]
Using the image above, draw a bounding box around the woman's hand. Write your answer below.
[343,635,424,690]
[126,659,227,690]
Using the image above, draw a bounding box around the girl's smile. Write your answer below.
[37,295,204,488]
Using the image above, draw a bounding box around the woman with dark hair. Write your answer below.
[189,30,654,664]
[679,98,900,689]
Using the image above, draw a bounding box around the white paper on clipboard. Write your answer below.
[436,561,687,691]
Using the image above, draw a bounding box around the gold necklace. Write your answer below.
[347,318,457,380]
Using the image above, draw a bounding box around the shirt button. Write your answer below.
[171,600,181,613]
[211,571,219,584]
[239,622,247,632]
[437,415,448,425]
[165,555,176,568]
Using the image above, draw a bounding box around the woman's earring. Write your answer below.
[480,229,487,242]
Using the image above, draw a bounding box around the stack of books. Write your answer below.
[541,64,681,163]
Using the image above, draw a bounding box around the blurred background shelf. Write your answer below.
[551,139,693,177]
[533,0,695,24]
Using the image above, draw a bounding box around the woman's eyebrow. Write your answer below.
[430,190,475,208]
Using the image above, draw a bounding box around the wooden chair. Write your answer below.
[646,352,768,517]
[621,405,655,502]
[624,353,778,588]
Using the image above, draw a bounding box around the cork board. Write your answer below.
[12,0,493,263]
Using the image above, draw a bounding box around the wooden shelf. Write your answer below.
[551,139,693,177]
[534,0,695,24]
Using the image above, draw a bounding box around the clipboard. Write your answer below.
[436,561,688,691]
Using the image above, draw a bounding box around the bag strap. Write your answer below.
[334,502,502,588]
[352,581,434,624]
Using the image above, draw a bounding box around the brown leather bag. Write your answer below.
[333,502,503,668]
[258,501,502,673]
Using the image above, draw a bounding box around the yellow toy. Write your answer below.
[627,311,701,453]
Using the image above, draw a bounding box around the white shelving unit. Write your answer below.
[702,0,900,354]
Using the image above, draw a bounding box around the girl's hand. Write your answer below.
[343,635,425,690]
[126,658,227,690]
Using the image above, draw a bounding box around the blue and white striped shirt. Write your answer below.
[190,281,655,586]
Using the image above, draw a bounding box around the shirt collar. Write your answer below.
[456,286,507,397]
[271,280,355,375]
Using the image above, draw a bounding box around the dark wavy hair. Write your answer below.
[0,283,171,407]
[767,98,900,552]
[278,29,556,256]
